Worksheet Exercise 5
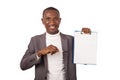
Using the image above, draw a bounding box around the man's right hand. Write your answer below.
[37,45,59,57]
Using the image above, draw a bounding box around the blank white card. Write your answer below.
[74,31,97,65]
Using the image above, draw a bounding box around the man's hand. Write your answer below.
[37,45,59,57]
[81,27,91,34]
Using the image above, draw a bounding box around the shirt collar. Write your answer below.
[46,32,60,37]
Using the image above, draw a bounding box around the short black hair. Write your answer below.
[42,7,60,17]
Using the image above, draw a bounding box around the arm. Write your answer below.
[20,37,59,70]
[20,37,40,70]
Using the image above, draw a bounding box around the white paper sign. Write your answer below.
[74,31,97,65]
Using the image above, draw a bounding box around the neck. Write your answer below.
[47,31,60,35]
[46,31,60,37]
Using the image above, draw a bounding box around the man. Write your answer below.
[20,7,91,80]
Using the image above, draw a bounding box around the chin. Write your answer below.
[48,30,58,34]
[49,31,58,34]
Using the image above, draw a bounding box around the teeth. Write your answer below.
[50,26,55,29]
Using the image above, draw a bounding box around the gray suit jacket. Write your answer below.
[20,33,77,80]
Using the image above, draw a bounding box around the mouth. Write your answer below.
[47,25,59,34]
[49,25,56,29]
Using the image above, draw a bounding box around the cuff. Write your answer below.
[36,53,41,61]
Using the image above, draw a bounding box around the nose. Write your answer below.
[49,19,56,25]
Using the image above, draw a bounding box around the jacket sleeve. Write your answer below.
[20,37,40,70]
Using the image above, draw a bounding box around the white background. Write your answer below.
[0,0,120,80]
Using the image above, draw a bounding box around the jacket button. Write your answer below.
[45,76,47,79]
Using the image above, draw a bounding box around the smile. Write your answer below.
[49,26,56,29]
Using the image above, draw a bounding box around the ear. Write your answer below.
[59,18,61,23]
[41,18,44,24]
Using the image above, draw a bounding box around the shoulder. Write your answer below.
[32,33,45,38]
[30,33,45,41]
[60,32,74,39]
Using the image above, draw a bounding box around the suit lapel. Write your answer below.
[39,33,46,49]
[39,33,48,74]
[60,33,69,77]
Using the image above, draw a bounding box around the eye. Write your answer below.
[46,17,50,20]
[54,17,59,20]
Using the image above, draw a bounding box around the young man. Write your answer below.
[20,7,90,80]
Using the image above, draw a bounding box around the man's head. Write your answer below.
[41,7,61,34]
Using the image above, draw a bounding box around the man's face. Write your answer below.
[42,10,61,34]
